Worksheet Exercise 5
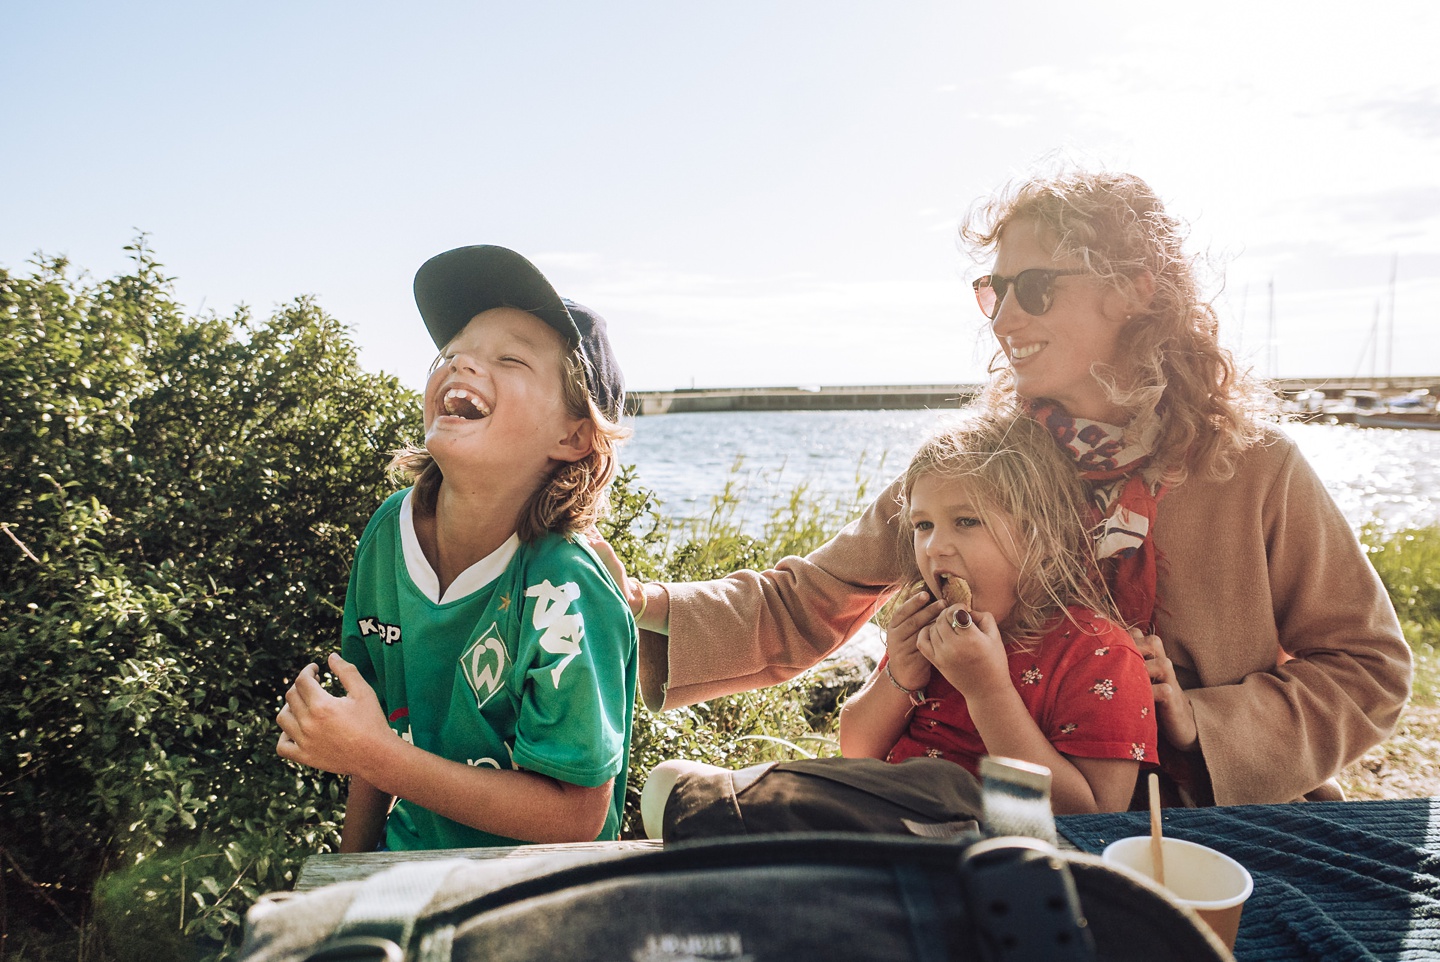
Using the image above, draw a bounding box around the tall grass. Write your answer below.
[610,458,875,836]
[657,453,883,581]
[1363,523,1440,705]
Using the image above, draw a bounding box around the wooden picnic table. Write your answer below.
[295,829,1080,892]
[294,839,662,891]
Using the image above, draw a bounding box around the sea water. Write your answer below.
[621,410,1440,536]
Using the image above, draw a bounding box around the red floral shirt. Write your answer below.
[886,607,1158,776]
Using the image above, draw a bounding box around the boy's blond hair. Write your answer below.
[389,347,629,541]
[897,410,1118,644]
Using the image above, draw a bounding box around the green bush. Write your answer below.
[657,454,878,583]
[1364,523,1440,703]
[1365,524,1440,640]
[0,244,859,961]
[1,242,416,959]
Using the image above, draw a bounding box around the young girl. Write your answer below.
[276,244,637,850]
[838,411,1157,814]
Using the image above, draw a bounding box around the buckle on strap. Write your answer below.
[304,935,404,962]
[960,836,1095,962]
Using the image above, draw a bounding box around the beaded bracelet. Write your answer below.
[885,662,926,708]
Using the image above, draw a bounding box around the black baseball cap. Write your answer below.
[413,245,625,421]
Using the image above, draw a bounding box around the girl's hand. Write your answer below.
[1130,627,1199,751]
[276,653,392,776]
[917,606,1008,700]
[883,587,941,691]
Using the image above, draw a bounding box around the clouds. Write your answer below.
[986,9,1440,246]
[1362,88,1440,139]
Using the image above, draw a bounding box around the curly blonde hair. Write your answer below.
[961,168,1274,485]
[897,411,1120,645]
[389,348,629,541]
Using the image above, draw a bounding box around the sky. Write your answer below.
[5,2,1439,394]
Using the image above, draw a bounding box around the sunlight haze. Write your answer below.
[4,1,1438,392]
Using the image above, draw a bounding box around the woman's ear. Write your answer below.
[1103,269,1156,325]
[1128,269,1157,316]
[552,419,595,463]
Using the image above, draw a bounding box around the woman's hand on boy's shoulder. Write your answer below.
[583,528,645,617]
[276,653,392,777]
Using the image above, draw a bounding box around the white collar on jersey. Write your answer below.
[400,490,521,605]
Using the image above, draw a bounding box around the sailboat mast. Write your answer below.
[1387,253,1398,387]
[1267,278,1276,378]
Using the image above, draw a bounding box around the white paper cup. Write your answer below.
[1102,835,1254,950]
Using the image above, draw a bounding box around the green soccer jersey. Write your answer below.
[341,489,638,850]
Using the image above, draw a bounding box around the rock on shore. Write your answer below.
[801,622,884,724]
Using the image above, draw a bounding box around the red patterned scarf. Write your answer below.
[1028,401,1168,629]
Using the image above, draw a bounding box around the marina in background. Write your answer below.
[1290,388,1440,430]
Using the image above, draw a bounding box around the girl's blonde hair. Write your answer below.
[898,410,1118,644]
[389,347,629,541]
[961,167,1274,485]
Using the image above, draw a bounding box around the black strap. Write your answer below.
[893,862,948,962]
[960,837,1095,962]
[303,859,469,962]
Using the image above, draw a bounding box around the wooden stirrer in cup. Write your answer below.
[1148,771,1165,886]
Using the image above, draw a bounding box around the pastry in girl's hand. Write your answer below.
[938,575,972,609]
[895,576,971,609]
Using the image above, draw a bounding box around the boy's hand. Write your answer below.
[917,607,1008,700]
[276,653,391,776]
[883,587,941,691]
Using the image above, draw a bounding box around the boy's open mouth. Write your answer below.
[443,388,492,420]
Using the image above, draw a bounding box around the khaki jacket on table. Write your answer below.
[639,427,1413,807]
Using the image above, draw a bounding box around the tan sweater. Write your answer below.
[641,427,1412,805]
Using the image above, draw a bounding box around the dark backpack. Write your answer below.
[240,759,1231,962]
[241,832,1230,962]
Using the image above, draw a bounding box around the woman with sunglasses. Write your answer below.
[595,168,1411,808]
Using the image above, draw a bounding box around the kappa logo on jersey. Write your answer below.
[525,579,583,688]
[357,617,402,645]
[459,622,510,710]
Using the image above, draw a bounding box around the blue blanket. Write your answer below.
[1057,798,1440,961]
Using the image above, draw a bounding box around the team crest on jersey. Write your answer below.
[525,579,584,688]
[459,623,510,710]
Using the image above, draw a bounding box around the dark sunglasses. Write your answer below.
[972,268,1087,320]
